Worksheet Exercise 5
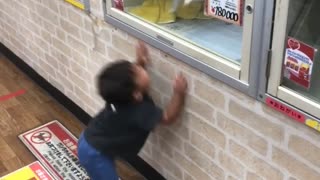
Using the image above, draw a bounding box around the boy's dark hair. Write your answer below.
[98,60,136,104]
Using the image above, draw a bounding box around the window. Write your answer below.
[268,0,320,118]
[105,0,270,96]
[104,0,320,130]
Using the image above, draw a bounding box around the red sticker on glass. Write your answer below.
[283,37,317,89]
[113,0,124,11]
[266,97,305,123]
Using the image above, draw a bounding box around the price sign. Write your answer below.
[205,0,244,26]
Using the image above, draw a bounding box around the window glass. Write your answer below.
[281,0,320,102]
[112,0,245,64]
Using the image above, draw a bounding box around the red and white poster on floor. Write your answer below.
[205,0,244,26]
[0,161,53,180]
[283,37,317,89]
[19,121,89,180]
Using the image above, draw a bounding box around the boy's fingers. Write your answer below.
[138,41,146,49]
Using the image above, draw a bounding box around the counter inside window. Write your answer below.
[115,0,244,64]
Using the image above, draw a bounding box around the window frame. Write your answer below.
[258,0,320,132]
[103,0,272,97]
[267,0,320,118]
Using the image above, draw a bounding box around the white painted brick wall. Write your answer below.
[1,0,320,179]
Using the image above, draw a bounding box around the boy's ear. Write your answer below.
[133,91,143,102]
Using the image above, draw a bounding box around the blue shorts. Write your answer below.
[78,133,119,180]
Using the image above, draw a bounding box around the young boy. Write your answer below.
[77,41,187,180]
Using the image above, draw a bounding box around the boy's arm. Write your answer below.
[161,74,188,125]
[135,41,188,124]
[136,41,150,68]
[161,92,185,125]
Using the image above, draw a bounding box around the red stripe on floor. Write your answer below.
[0,89,26,102]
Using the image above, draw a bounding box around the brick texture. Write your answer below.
[194,80,225,109]
[229,100,285,143]
[272,147,320,180]
[288,135,320,168]
[184,143,225,179]
[218,151,245,178]
[246,172,263,180]
[188,112,226,148]
[153,147,183,180]
[173,151,212,180]
[183,172,195,180]
[186,95,214,121]
[1,0,320,179]
[217,112,268,156]
[190,131,215,158]
[230,141,283,180]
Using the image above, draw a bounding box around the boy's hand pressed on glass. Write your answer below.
[136,40,150,68]
[135,41,187,125]
[162,74,187,125]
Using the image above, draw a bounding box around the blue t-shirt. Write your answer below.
[84,95,162,158]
